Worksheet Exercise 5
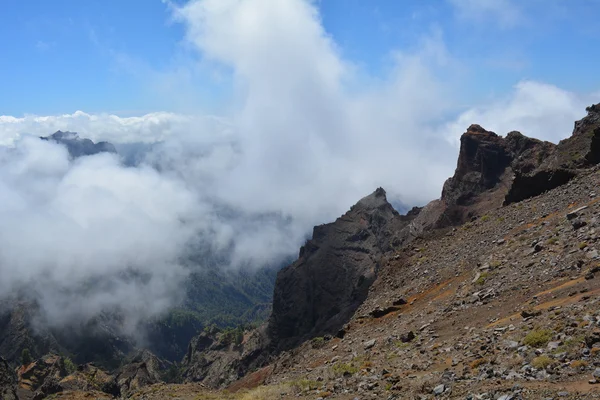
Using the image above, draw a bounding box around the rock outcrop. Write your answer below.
[16,354,68,399]
[268,188,414,350]
[182,325,270,388]
[435,125,554,226]
[0,357,17,400]
[41,130,117,158]
[505,103,600,203]
[113,350,167,397]
[181,188,419,388]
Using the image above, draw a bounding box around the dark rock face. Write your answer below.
[505,104,600,204]
[181,188,417,388]
[442,125,513,206]
[41,130,117,158]
[504,168,576,205]
[436,125,553,226]
[0,357,17,400]
[268,188,413,350]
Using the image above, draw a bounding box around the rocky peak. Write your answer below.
[353,187,393,211]
[268,188,412,351]
[574,102,600,137]
[442,125,511,207]
[505,103,600,204]
[41,130,117,158]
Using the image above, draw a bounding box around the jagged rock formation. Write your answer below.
[0,357,17,400]
[181,188,420,387]
[505,103,600,203]
[16,354,68,399]
[268,188,415,350]
[409,105,600,231]
[435,125,553,226]
[57,363,117,395]
[113,349,167,397]
[41,130,117,158]
[182,325,270,388]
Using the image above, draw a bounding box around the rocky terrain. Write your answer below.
[2,105,600,399]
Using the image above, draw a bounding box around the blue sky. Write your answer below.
[1,0,599,116]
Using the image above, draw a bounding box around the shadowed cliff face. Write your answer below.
[267,188,415,350]
[441,125,513,207]
[0,357,17,400]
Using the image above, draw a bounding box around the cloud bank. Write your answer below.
[0,0,597,334]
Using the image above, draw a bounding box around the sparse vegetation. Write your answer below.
[531,355,554,369]
[332,362,359,376]
[579,241,588,249]
[523,329,553,347]
[311,336,325,348]
[475,272,489,285]
[290,379,320,392]
[64,357,77,374]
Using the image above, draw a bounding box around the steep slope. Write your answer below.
[241,165,600,399]
[181,188,419,387]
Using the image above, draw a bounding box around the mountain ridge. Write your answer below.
[3,103,600,398]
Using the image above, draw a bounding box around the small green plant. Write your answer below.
[291,379,321,392]
[531,355,554,369]
[546,237,558,245]
[21,348,32,366]
[332,362,359,376]
[63,357,77,374]
[475,272,489,286]
[481,215,490,222]
[523,329,553,347]
[579,241,588,250]
[311,336,325,348]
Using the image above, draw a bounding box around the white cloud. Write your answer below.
[442,81,596,146]
[0,137,196,332]
[449,0,523,28]
[0,111,231,146]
